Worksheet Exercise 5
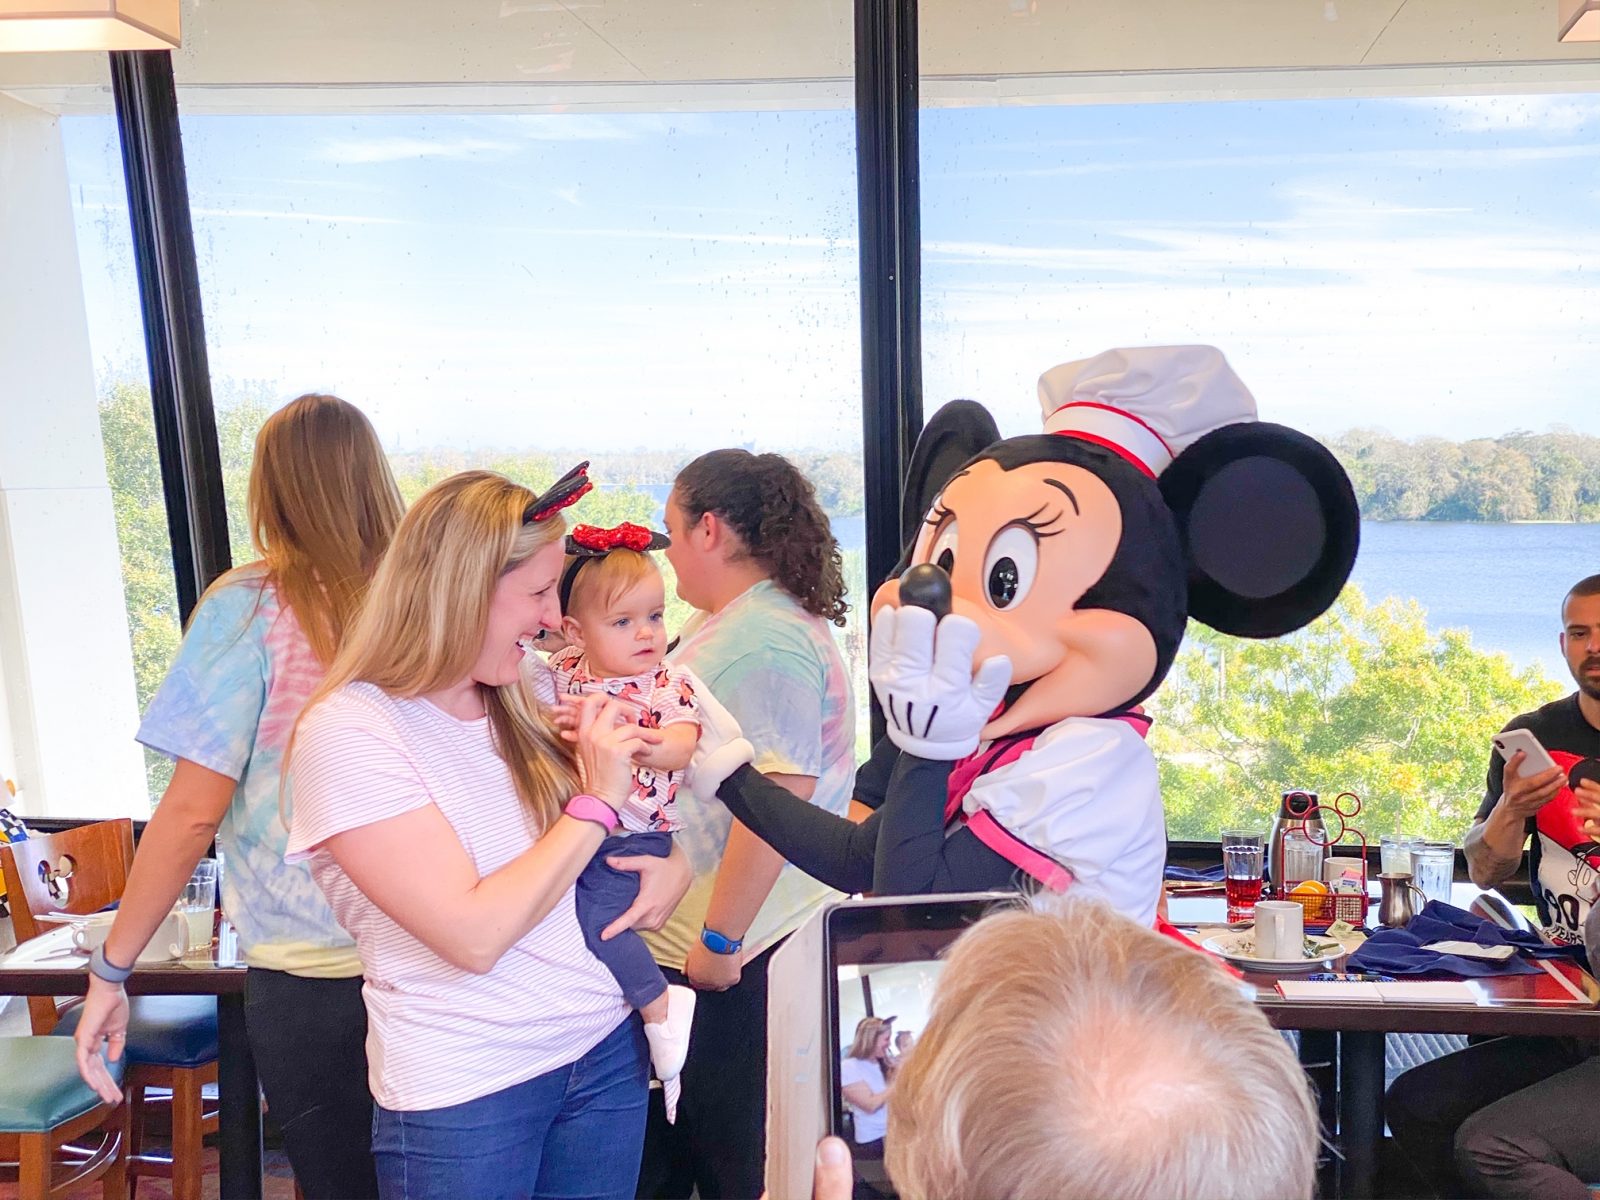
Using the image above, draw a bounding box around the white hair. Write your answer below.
[885,897,1320,1200]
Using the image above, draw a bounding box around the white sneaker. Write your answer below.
[643,984,696,1083]
[662,1075,682,1125]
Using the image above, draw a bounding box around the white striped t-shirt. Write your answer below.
[285,681,629,1112]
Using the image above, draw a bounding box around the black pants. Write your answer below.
[243,967,379,1200]
[637,942,779,1200]
[1386,1036,1600,1199]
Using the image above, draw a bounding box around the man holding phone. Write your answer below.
[1467,573,1600,944]
[1387,573,1600,1198]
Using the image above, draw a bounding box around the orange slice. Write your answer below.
[1289,880,1330,897]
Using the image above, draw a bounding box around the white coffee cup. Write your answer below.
[1253,900,1304,960]
[70,909,190,963]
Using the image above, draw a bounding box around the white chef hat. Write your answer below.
[1037,345,1258,478]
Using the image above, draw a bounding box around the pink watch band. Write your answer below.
[565,793,620,833]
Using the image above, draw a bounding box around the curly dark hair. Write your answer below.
[674,449,850,627]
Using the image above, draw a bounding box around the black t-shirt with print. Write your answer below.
[1474,693,1600,944]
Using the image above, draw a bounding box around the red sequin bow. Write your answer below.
[569,523,655,553]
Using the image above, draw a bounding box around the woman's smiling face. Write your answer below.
[472,539,565,688]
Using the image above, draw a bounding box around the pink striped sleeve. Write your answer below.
[285,692,432,862]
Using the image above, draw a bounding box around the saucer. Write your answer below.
[1200,929,1361,973]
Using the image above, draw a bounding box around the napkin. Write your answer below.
[1346,902,1576,977]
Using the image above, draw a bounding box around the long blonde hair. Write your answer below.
[847,1016,892,1061]
[207,393,403,665]
[301,470,580,828]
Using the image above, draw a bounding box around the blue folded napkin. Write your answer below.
[1347,901,1582,977]
[1164,864,1226,883]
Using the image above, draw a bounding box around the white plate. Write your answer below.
[1201,929,1361,973]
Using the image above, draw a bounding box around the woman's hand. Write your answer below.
[73,975,131,1104]
[685,939,744,991]
[574,694,661,808]
[600,844,694,940]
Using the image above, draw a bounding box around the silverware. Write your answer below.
[36,947,88,962]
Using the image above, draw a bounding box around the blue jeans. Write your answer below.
[372,1017,648,1200]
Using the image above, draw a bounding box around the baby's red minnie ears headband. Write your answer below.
[559,522,670,614]
[523,462,594,524]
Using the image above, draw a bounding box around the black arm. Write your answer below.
[715,764,878,895]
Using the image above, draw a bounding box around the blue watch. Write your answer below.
[700,926,743,956]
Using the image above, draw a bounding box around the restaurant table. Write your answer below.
[0,924,261,1200]
[1169,885,1600,1200]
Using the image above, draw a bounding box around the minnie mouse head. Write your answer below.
[875,345,1360,741]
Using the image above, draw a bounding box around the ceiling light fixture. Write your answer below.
[1559,0,1600,41]
[0,0,179,53]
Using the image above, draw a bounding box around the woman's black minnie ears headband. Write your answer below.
[523,461,594,524]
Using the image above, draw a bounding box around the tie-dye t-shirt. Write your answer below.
[644,579,856,966]
[138,567,359,977]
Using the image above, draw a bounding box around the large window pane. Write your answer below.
[921,2,1600,840]
[0,59,177,818]
[173,2,871,752]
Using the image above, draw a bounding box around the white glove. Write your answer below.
[681,668,755,804]
[869,607,1012,760]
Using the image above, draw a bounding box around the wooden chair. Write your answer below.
[0,1037,129,1200]
[1,821,219,1200]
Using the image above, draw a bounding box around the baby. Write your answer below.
[549,522,699,1121]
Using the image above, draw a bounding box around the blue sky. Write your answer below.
[65,91,1600,454]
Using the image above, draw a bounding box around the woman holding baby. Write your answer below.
[282,468,696,1199]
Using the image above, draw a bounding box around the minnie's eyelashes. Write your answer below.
[1014,503,1068,539]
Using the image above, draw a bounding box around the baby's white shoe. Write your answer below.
[643,984,696,1083]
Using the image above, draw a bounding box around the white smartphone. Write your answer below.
[1492,728,1560,778]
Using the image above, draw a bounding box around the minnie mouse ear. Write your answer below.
[1160,422,1359,638]
[896,401,1001,569]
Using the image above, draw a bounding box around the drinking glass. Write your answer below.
[1410,841,1455,908]
[1380,834,1419,876]
[181,858,220,951]
[1281,830,1323,889]
[1222,840,1265,921]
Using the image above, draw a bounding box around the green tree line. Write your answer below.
[1330,427,1600,522]
[100,386,1574,836]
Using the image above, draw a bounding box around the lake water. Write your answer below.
[619,483,1596,681]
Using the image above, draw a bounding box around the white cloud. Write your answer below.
[932,141,1600,181]
[319,136,519,164]
[188,206,408,226]
[1415,95,1600,136]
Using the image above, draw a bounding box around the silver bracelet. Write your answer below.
[87,944,134,985]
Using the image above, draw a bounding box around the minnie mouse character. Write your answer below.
[688,346,1360,923]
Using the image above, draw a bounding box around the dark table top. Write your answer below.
[1169,886,1600,1038]
[0,923,246,996]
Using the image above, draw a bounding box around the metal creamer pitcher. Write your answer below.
[1377,872,1428,929]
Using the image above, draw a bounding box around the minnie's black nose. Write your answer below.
[897,563,952,619]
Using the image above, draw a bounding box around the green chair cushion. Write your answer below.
[0,1036,124,1133]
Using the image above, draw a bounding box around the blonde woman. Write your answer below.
[73,394,404,1197]
[281,470,693,1199]
[841,1016,894,1159]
